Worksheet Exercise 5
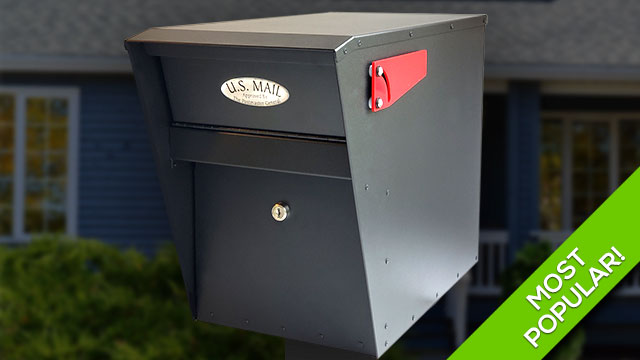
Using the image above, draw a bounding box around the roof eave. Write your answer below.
[0,54,132,73]
[485,63,640,81]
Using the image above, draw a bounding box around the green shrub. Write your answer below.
[0,236,410,360]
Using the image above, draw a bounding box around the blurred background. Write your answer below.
[1,0,639,359]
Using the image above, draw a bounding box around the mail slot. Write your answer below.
[126,12,487,359]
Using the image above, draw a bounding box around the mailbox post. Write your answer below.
[126,12,486,359]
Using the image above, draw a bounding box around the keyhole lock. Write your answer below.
[271,202,290,222]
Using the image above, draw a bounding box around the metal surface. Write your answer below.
[126,12,485,359]
[286,340,375,360]
[336,25,485,356]
[194,165,375,354]
[169,126,351,179]
[127,13,484,53]
[160,53,345,137]
[125,41,197,316]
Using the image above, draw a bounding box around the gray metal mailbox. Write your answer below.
[126,12,486,359]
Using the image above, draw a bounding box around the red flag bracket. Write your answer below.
[369,50,427,112]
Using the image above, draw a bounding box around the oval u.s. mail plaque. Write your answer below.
[221,77,289,107]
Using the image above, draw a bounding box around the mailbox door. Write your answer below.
[194,164,376,355]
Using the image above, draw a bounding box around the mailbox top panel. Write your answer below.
[128,12,486,53]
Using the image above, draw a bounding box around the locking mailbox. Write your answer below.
[126,12,486,359]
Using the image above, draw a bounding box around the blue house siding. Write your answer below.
[506,82,541,260]
[78,77,171,253]
[0,74,171,253]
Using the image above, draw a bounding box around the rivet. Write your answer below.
[411,315,416,321]
[384,323,388,330]
[365,184,369,191]
[409,31,414,37]
[457,273,460,278]
[368,97,372,109]
[436,292,439,298]
[281,326,286,332]
[450,24,455,30]
[209,312,214,317]
[243,319,249,325]
[386,189,390,196]
[343,48,348,54]
[376,65,384,77]
[475,255,478,261]
[385,258,390,264]
[319,333,324,340]
[358,341,365,348]
[385,341,389,347]
[375,97,383,109]
[357,40,362,47]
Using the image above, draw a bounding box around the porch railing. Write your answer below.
[469,230,640,296]
[469,230,508,296]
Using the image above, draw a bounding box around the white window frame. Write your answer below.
[0,86,80,242]
[541,111,640,232]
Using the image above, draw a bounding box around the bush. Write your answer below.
[0,236,282,360]
[0,236,410,360]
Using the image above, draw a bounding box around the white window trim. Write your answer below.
[0,86,80,242]
[542,111,640,233]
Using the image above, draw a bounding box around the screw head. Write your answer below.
[271,202,290,222]
[375,97,383,109]
[376,66,384,77]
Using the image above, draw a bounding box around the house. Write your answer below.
[1,0,639,357]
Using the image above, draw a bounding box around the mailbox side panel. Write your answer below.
[126,42,197,316]
[336,26,485,356]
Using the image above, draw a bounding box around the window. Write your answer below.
[0,87,79,241]
[540,113,640,231]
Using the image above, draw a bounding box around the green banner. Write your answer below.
[450,168,640,359]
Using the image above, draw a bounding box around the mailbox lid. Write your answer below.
[127,12,486,137]
[128,12,484,51]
